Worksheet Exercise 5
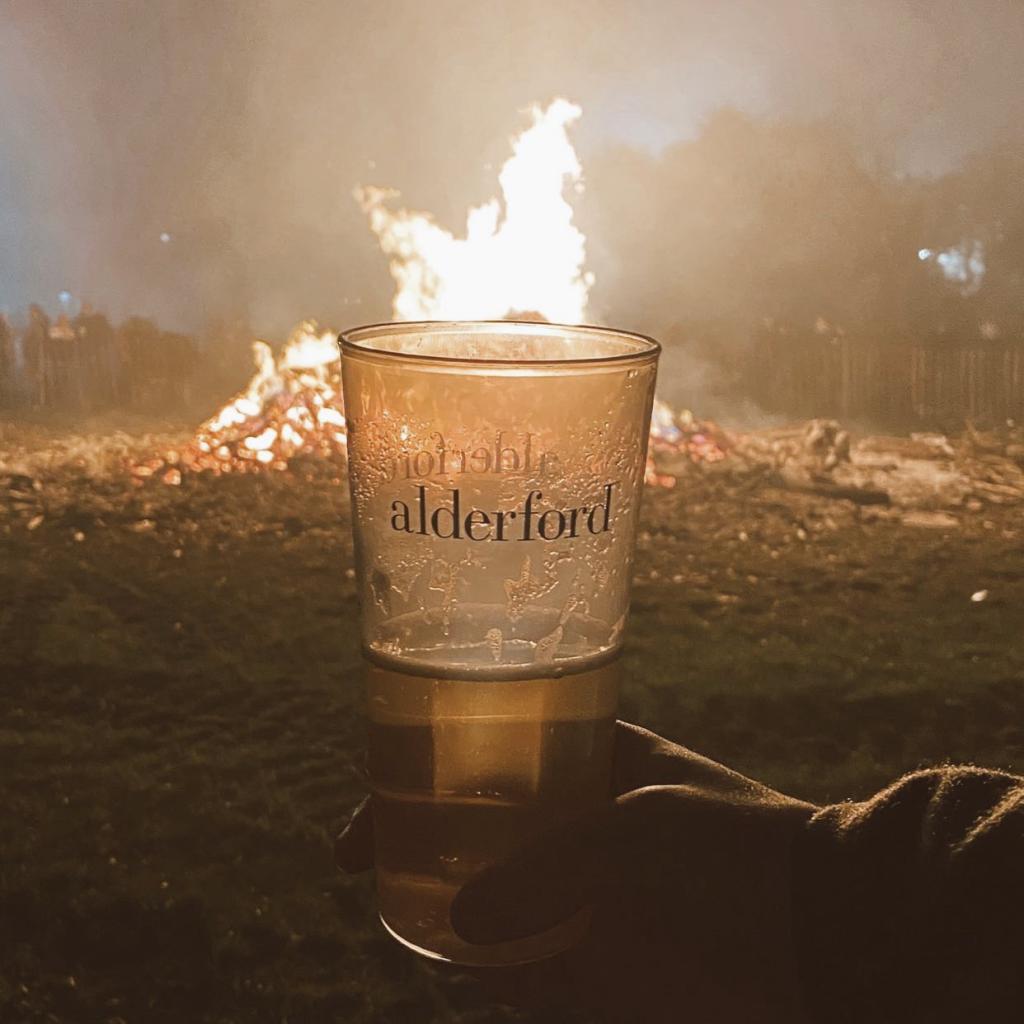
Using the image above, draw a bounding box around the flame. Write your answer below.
[355,99,593,324]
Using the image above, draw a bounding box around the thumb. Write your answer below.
[451,803,616,945]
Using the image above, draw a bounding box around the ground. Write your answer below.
[1,422,1022,1023]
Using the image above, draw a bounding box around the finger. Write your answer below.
[612,720,764,797]
[334,796,373,873]
[451,802,617,945]
[611,720,675,794]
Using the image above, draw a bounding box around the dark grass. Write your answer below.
[1,463,1022,1022]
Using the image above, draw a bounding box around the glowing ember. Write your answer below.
[645,400,728,486]
[355,99,592,324]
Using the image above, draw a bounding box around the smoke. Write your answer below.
[2,0,1023,333]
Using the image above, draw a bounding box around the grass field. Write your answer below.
[1,433,1022,1022]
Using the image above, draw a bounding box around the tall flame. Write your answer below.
[355,99,593,324]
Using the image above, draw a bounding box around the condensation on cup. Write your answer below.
[340,321,659,965]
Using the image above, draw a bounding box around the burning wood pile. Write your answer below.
[129,322,348,486]
[125,321,730,490]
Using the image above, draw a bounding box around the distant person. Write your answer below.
[46,313,80,410]
[162,331,198,409]
[203,314,256,400]
[23,304,50,407]
[74,303,117,411]
[116,317,160,409]
[0,313,12,410]
[337,721,1024,1023]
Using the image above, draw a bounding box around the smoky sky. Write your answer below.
[2,0,1023,333]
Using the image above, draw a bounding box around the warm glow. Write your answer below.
[355,99,593,324]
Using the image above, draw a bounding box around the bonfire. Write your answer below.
[132,99,729,489]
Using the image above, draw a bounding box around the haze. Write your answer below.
[2,0,1022,334]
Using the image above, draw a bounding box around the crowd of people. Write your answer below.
[0,304,199,414]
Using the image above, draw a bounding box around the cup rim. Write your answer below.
[338,320,660,368]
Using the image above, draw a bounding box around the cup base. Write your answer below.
[379,906,591,967]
